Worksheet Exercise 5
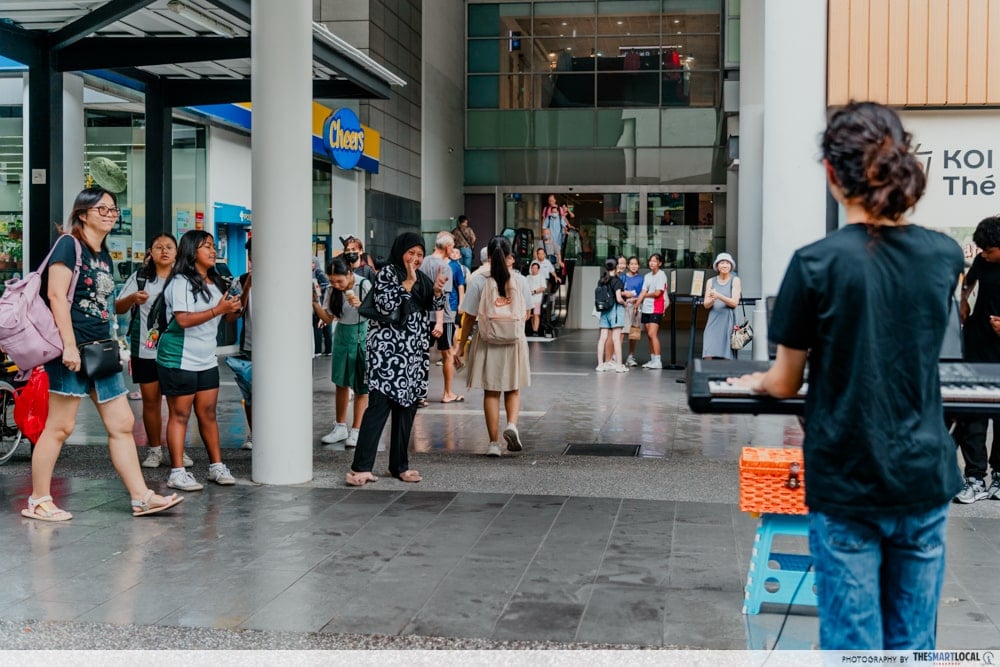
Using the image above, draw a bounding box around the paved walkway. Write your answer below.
[0,330,998,650]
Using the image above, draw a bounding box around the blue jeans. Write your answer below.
[459,246,472,270]
[809,504,949,650]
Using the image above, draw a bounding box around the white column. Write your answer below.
[251,0,313,484]
[62,74,85,220]
[759,0,828,297]
[737,0,764,302]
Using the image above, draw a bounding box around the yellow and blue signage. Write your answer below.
[187,102,380,174]
[323,108,364,170]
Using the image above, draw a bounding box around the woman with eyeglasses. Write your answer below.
[115,233,194,470]
[156,230,243,492]
[21,187,184,521]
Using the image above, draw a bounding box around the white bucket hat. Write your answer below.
[713,252,735,271]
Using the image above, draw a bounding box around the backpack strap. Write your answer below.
[36,235,83,304]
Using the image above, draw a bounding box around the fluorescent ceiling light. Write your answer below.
[167,0,236,38]
[312,22,406,87]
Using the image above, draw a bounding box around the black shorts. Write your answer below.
[431,322,455,351]
[157,365,220,397]
[131,356,160,385]
[640,313,663,325]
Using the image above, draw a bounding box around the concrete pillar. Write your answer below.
[759,0,828,297]
[251,0,313,484]
[737,0,764,302]
[62,74,85,220]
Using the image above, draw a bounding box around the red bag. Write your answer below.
[14,367,49,443]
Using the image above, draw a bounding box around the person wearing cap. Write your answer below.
[702,252,741,360]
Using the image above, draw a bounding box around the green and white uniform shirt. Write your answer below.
[156,275,222,371]
[118,272,167,360]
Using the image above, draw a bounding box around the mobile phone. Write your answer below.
[226,278,243,298]
[312,278,322,301]
[135,276,147,291]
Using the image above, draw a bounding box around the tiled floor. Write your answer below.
[0,329,998,649]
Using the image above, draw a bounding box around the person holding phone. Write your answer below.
[115,233,194,469]
[346,232,446,487]
[156,230,243,492]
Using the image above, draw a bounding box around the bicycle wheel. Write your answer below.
[0,381,24,465]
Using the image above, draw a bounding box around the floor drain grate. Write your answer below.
[563,443,641,457]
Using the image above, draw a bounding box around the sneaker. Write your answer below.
[615,364,629,373]
[127,391,142,401]
[643,359,662,369]
[345,429,359,448]
[167,470,203,492]
[207,464,236,486]
[626,355,638,367]
[321,423,349,444]
[141,447,162,468]
[987,478,1000,500]
[486,442,502,457]
[502,424,523,452]
[954,476,988,504]
[596,363,609,372]
[182,452,194,467]
[242,435,253,450]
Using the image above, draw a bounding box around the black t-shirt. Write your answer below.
[769,224,964,517]
[42,235,116,345]
[962,254,1000,362]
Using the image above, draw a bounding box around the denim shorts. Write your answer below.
[599,305,625,329]
[45,359,127,404]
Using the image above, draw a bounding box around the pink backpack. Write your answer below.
[0,235,81,375]
[477,276,525,345]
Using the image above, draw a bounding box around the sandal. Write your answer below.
[131,490,184,517]
[391,469,422,483]
[346,470,379,487]
[415,399,429,409]
[21,495,72,522]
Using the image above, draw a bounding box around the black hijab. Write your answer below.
[386,231,434,311]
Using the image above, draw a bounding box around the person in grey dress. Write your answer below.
[701,252,742,360]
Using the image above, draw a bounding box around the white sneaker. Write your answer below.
[321,423,349,444]
[207,464,236,486]
[486,442,502,457]
[345,429,359,448]
[642,359,662,369]
[596,363,609,372]
[167,470,203,491]
[503,424,523,452]
[182,452,194,467]
[615,364,629,373]
[242,435,253,450]
[141,447,162,468]
[626,356,638,367]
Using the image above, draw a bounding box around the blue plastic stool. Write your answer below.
[743,513,818,614]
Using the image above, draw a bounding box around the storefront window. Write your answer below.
[468,1,722,111]
[0,106,23,289]
[312,162,332,264]
[647,192,717,268]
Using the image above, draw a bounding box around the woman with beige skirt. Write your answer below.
[456,236,533,457]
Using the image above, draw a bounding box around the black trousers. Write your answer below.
[954,417,1000,481]
[313,315,332,354]
[351,389,415,477]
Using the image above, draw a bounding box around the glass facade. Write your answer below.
[468,1,728,268]
[85,110,207,282]
[501,190,720,267]
[0,106,23,286]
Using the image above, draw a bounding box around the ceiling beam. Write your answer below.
[48,0,157,51]
[163,77,375,107]
[0,20,42,67]
[55,37,251,72]
[202,0,251,23]
[313,42,391,100]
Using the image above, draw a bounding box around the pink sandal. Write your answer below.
[21,495,72,522]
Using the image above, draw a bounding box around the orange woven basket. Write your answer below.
[738,447,808,515]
